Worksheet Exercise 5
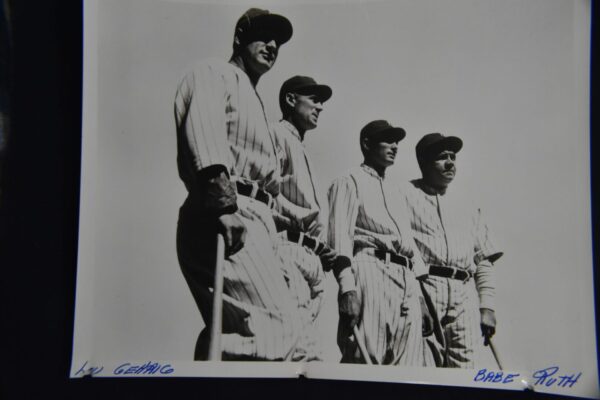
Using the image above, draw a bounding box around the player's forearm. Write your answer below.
[274,193,319,230]
[474,259,496,311]
[192,165,238,217]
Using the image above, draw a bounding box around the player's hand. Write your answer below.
[338,290,361,331]
[318,247,338,271]
[480,308,497,343]
[419,296,434,337]
[217,213,247,257]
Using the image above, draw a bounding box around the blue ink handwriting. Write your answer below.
[113,361,174,375]
[74,361,104,377]
[474,368,520,384]
[533,366,581,388]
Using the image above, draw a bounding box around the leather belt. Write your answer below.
[429,265,473,283]
[235,181,273,208]
[286,230,326,254]
[286,231,351,275]
[373,249,413,270]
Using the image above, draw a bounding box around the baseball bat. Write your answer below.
[208,234,226,361]
[353,325,375,365]
[486,336,504,370]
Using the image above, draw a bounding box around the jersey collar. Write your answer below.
[279,119,302,141]
[361,163,384,180]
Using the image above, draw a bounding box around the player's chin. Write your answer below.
[441,175,454,184]
[254,59,275,74]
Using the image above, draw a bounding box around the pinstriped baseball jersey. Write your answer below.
[328,164,428,293]
[403,178,503,367]
[272,119,325,238]
[403,179,502,271]
[174,59,305,360]
[327,164,430,365]
[174,58,281,196]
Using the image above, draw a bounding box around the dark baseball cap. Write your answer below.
[234,8,293,47]
[416,132,463,160]
[360,120,406,143]
[279,76,332,110]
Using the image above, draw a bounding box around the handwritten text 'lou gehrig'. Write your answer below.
[74,361,174,377]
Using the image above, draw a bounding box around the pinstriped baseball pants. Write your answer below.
[177,195,304,361]
[420,275,481,368]
[341,251,431,366]
[276,236,326,361]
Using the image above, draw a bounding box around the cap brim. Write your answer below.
[429,136,463,155]
[295,84,333,102]
[252,14,293,45]
[373,127,406,142]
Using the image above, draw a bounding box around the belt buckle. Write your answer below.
[297,231,305,246]
[266,192,274,209]
[310,237,320,253]
[385,252,391,265]
[249,181,259,199]
[450,267,458,279]
[400,254,409,268]
[463,270,472,284]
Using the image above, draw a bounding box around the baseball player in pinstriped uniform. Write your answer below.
[271,76,337,360]
[174,8,307,361]
[327,120,434,365]
[403,133,503,368]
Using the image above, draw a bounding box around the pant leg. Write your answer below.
[420,276,451,367]
[443,280,481,368]
[177,196,303,361]
[276,236,325,361]
[349,252,426,366]
[392,269,428,367]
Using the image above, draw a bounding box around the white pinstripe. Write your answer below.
[327,165,430,366]
[174,59,304,360]
[271,120,327,360]
[403,179,502,367]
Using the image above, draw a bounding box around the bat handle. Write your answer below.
[487,337,504,371]
[208,233,226,361]
[353,325,373,365]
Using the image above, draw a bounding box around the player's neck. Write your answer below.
[229,56,261,87]
[283,116,306,141]
[363,160,386,178]
[420,178,448,195]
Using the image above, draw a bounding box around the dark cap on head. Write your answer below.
[234,8,293,48]
[279,75,332,111]
[416,132,463,160]
[360,120,406,143]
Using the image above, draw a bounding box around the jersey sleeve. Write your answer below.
[174,62,232,172]
[327,176,360,293]
[473,208,503,265]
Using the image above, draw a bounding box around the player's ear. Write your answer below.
[284,92,296,108]
[362,137,370,151]
[360,137,370,156]
[233,32,242,52]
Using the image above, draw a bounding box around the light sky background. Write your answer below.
[73,0,595,394]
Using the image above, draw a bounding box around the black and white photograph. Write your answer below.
[70,0,596,397]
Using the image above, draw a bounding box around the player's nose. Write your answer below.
[265,39,278,50]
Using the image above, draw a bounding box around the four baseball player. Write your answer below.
[174,7,503,367]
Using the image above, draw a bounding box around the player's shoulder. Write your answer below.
[397,179,417,194]
[269,120,288,136]
[189,58,236,76]
[402,179,422,195]
[328,167,362,190]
